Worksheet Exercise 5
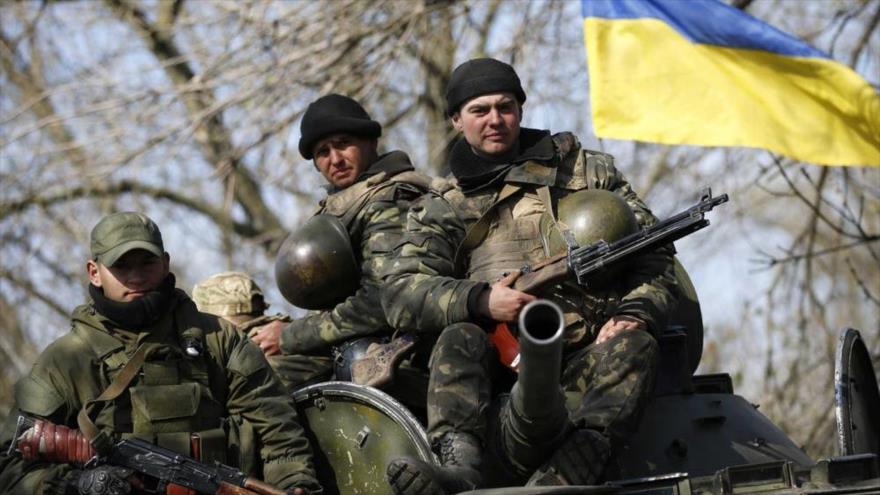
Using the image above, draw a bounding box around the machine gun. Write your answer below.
[7,416,292,495]
[492,188,729,369]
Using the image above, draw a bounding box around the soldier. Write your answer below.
[250,94,431,389]
[383,58,678,494]
[0,212,321,495]
[192,271,313,391]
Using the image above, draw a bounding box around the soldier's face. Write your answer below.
[312,134,378,189]
[87,249,170,302]
[452,92,522,157]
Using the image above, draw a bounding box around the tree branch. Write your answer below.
[0,180,275,240]
[104,0,284,240]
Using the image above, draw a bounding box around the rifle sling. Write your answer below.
[537,185,555,222]
[77,343,149,454]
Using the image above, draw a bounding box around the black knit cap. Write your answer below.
[298,94,382,159]
[445,58,527,116]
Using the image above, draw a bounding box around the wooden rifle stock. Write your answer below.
[8,416,291,495]
[217,479,287,495]
[512,253,569,293]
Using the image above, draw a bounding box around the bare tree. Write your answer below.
[0,0,572,412]
[1,0,877,460]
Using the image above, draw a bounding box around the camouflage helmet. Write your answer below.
[192,271,268,317]
[541,189,640,256]
[275,214,359,310]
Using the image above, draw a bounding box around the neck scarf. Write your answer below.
[89,273,176,330]
[449,128,555,194]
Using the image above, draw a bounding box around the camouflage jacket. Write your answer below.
[381,129,678,346]
[280,150,432,354]
[0,289,317,494]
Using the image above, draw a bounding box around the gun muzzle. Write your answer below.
[499,300,570,475]
[516,300,566,420]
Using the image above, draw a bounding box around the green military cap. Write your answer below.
[192,271,268,317]
[90,212,164,267]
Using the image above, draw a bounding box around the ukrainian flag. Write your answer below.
[582,0,880,166]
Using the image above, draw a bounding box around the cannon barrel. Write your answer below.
[497,299,570,476]
[514,299,566,420]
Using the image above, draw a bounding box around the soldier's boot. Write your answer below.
[526,428,611,486]
[386,432,483,495]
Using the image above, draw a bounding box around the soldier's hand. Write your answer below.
[595,315,644,345]
[288,487,323,495]
[478,272,537,323]
[288,477,323,495]
[250,320,284,356]
[76,466,134,495]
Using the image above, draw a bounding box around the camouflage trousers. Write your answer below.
[425,323,495,444]
[426,322,658,479]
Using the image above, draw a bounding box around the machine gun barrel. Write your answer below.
[569,188,728,285]
[511,188,728,294]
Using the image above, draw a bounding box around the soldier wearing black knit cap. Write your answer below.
[383,58,677,494]
[250,94,433,390]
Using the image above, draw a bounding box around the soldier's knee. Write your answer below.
[430,323,490,367]
[597,329,659,368]
[438,322,489,348]
[624,328,657,350]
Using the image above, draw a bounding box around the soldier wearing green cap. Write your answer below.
[382,58,678,494]
[249,94,432,390]
[0,212,321,495]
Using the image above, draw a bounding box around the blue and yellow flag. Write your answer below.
[582,0,880,166]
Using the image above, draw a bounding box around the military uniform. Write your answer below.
[277,150,432,387]
[0,287,318,494]
[383,129,677,480]
[192,271,313,392]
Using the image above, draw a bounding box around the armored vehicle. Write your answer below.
[277,196,880,495]
[286,296,879,495]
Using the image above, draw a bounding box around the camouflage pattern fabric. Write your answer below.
[278,151,432,390]
[381,130,676,482]
[382,132,677,341]
[192,271,268,317]
[562,328,658,439]
[192,273,333,392]
[380,190,487,334]
[425,323,494,444]
[0,290,319,494]
[428,321,658,482]
[239,315,334,392]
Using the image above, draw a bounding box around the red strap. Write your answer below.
[490,323,521,371]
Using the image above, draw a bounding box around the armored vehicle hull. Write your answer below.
[293,321,880,495]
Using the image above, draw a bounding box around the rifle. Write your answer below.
[490,188,729,369]
[7,416,289,495]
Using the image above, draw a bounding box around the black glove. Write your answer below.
[76,466,134,495]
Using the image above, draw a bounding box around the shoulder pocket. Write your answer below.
[15,375,65,417]
[227,340,269,378]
